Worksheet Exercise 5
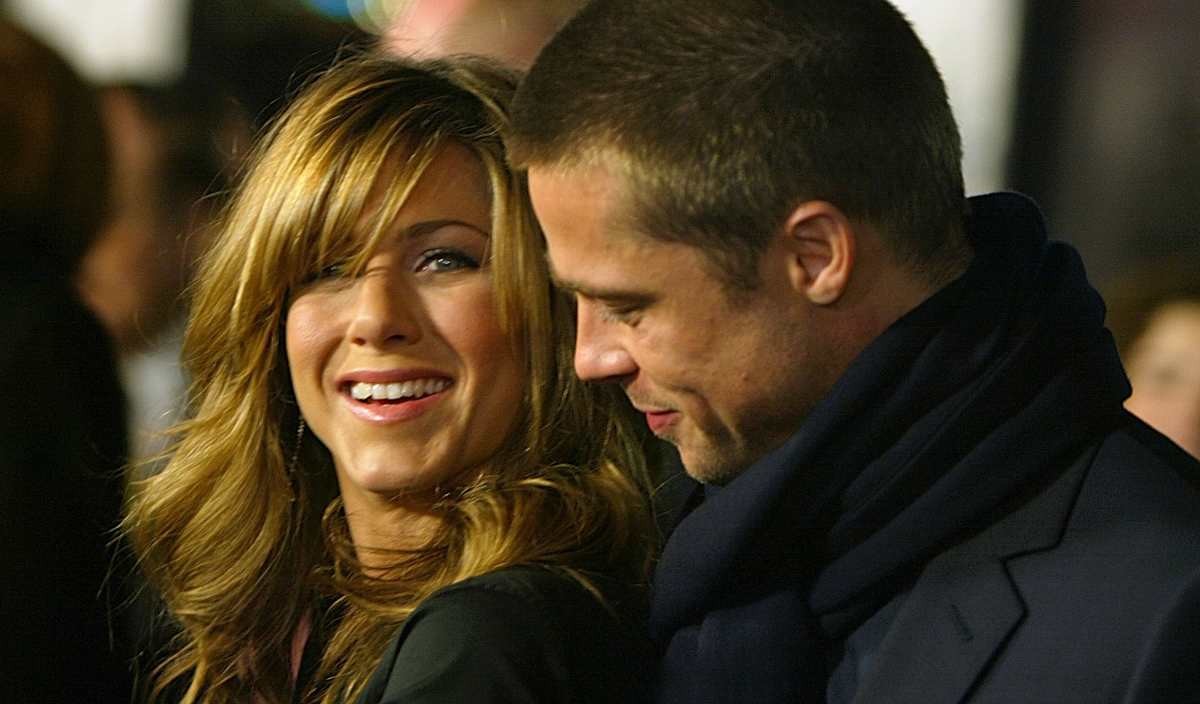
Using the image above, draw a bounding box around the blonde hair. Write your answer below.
[124,53,653,704]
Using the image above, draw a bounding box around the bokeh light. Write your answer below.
[301,0,413,34]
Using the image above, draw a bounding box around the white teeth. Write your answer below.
[349,378,450,402]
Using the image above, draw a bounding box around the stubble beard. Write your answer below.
[676,391,821,487]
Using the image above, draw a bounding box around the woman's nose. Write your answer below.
[345,269,423,348]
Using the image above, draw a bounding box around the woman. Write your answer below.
[1108,258,1200,459]
[124,54,655,704]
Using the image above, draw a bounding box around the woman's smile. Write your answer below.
[338,370,455,423]
[286,143,525,504]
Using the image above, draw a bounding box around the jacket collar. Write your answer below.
[851,440,1097,703]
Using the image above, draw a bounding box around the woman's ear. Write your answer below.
[779,200,855,305]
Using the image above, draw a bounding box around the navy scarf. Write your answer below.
[649,193,1131,702]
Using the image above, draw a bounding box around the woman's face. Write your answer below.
[1124,302,1200,459]
[285,144,525,514]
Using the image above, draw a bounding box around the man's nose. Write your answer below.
[346,270,422,348]
[573,300,637,382]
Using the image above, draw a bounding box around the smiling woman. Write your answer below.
[123,54,655,704]
[285,144,526,549]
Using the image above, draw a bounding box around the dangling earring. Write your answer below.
[287,417,306,501]
[432,483,456,504]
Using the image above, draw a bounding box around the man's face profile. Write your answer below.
[528,161,833,484]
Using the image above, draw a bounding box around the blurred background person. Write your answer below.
[76,78,249,464]
[3,1,1196,295]
[68,77,252,672]
[78,79,246,357]
[381,0,583,70]
[1109,258,1200,459]
[6,0,355,471]
[0,18,132,703]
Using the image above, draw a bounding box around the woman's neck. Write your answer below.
[340,488,445,568]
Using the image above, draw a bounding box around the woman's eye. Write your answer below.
[310,261,353,282]
[416,248,480,273]
[297,261,353,290]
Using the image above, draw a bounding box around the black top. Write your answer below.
[354,565,653,703]
[0,273,131,702]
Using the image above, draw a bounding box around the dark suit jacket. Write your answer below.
[835,416,1200,703]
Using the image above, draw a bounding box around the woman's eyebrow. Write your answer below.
[399,219,490,241]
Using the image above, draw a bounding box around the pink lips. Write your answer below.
[338,368,453,425]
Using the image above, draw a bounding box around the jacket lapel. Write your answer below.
[852,553,1022,703]
[853,451,1093,703]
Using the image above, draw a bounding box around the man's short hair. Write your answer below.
[509,0,970,289]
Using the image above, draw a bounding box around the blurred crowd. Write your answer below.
[1,17,252,700]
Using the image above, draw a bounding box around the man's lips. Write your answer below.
[643,409,680,434]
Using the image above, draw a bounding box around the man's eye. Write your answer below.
[417,248,480,273]
[601,303,642,324]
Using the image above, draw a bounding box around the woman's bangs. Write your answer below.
[291,126,438,287]
[353,133,445,265]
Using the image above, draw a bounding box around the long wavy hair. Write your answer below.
[123,53,654,704]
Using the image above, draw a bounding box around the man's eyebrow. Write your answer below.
[547,270,587,295]
[547,270,651,303]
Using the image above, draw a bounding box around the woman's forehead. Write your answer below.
[359,142,492,230]
[292,141,493,273]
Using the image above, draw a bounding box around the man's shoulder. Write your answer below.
[851,417,1200,702]
[1091,411,1200,485]
[1072,412,1200,531]
[965,414,1200,700]
[1001,412,1200,586]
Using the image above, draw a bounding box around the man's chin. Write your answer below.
[677,443,747,486]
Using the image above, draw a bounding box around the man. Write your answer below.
[507,1,1200,701]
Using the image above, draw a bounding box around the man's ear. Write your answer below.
[780,201,855,305]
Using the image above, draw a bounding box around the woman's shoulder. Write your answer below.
[356,565,653,703]
[431,564,632,611]
[417,565,651,648]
